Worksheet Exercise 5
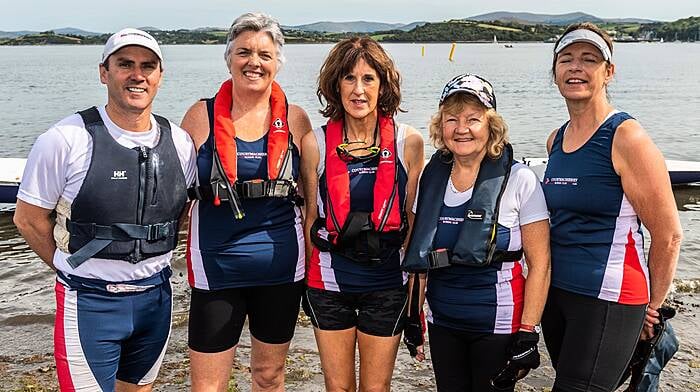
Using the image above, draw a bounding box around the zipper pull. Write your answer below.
[138,146,149,162]
[213,181,221,206]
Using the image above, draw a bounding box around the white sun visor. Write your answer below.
[554,29,612,61]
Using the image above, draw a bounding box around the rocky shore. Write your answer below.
[1,261,699,391]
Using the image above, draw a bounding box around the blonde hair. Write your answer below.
[429,93,508,159]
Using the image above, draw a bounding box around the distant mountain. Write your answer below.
[192,27,227,32]
[399,21,429,31]
[53,27,103,36]
[0,27,102,38]
[138,26,162,32]
[285,21,424,33]
[0,30,35,38]
[467,11,657,25]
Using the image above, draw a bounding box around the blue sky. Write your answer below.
[2,0,697,32]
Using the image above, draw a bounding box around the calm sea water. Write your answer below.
[0,43,698,330]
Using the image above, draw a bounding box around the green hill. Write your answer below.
[1,16,698,46]
[639,16,700,41]
[381,20,562,42]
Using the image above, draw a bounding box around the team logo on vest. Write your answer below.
[110,170,128,180]
[466,209,485,220]
[272,118,285,132]
[379,148,393,164]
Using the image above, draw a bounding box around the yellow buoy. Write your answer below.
[421,46,425,57]
[448,42,456,62]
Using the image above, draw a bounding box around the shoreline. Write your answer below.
[1,40,688,47]
[1,260,699,391]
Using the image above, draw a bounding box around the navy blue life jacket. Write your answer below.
[66,107,188,268]
[402,143,521,272]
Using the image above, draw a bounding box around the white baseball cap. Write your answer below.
[101,28,163,64]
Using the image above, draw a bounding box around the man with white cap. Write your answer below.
[14,28,196,391]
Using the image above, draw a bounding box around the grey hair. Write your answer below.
[224,12,286,69]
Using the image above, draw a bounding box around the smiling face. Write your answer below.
[99,45,162,114]
[554,41,614,102]
[442,101,490,160]
[339,58,381,120]
[228,29,278,94]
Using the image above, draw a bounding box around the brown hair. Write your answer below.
[317,37,402,120]
[551,22,614,77]
[429,93,508,159]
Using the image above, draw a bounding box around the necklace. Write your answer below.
[343,121,378,147]
[449,164,477,193]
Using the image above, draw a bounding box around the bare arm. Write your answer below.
[546,128,558,155]
[180,100,211,151]
[289,104,313,204]
[401,126,425,248]
[612,120,682,335]
[14,200,57,270]
[300,131,320,263]
[519,219,551,327]
[288,104,312,151]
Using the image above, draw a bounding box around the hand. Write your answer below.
[403,310,426,361]
[507,331,540,371]
[641,306,660,341]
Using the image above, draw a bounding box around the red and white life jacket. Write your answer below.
[188,79,296,218]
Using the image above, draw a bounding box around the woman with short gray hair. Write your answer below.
[181,11,312,392]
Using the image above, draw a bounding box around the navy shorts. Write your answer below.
[54,269,172,391]
[188,281,304,353]
[302,286,408,337]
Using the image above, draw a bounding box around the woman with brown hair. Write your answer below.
[300,37,424,391]
[541,22,682,391]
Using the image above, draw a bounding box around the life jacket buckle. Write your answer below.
[146,222,171,241]
[428,248,452,269]
[235,180,266,199]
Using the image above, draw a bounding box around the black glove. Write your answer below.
[491,331,541,390]
[403,310,425,357]
[507,330,540,371]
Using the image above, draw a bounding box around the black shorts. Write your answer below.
[188,281,304,353]
[302,286,408,337]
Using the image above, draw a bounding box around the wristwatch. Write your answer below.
[520,323,541,333]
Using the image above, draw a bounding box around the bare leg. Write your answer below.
[115,380,154,392]
[190,346,237,392]
[313,326,358,392]
[357,331,401,392]
[250,336,292,392]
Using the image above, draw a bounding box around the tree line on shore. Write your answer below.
[2,16,698,46]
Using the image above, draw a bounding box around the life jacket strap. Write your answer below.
[310,214,406,266]
[65,219,178,268]
[426,248,524,270]
[187,179,296,201]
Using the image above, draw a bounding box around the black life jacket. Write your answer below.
[187,79,296,219]
[66,107,188,268]
[402,143,522,272]
[310,117,406,265]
